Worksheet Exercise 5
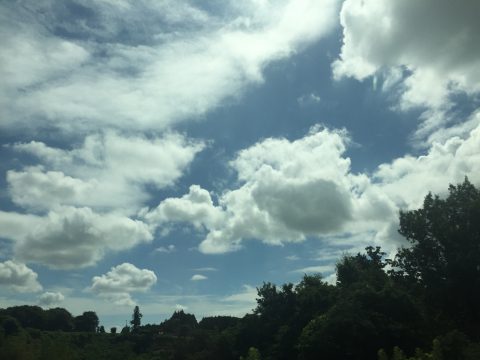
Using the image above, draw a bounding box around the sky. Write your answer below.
[1,0,480,330]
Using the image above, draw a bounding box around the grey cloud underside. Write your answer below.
[334,0,480,143]
[14,207,152,269]
[253,179,353,233]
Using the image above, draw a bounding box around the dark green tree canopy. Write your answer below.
[130,306,142,332]
[74,311,99,332]
[391,177,480,334]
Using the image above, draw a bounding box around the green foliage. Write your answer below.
[130,306,142,332]
[198,316,240,331]
[240,347,262,360]
[159,310,198,336]
[74,311,99,332]
[1,316,21,336]
[392,177,480,335]
[45,308,74,331]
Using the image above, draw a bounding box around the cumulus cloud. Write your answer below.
[0,207,152,269]
[38,291,65,307]
[0,260,42,293]
[1,114,202,272]
[90,263,157,306]
[148,127,361,253]
[148,124,480,255]
[146,185,225,230]
[191,274,208,281]
[333,0,480,140]
[0,0,339,133]
[8,132,204,213]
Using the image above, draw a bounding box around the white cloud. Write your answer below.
[0,207,152,269]
[222,285,257,304]
[292,265,335,274]
[0,260,42,293]
[297,93,321,107]
[333,0,480,139]
[148,124,480,256]
[0,211,44,241]
[38,291,65,307]
[149,127,361,253]
[9,132,204,213]
[155,245,176,253]
[372,123,480,210]
[90,263,157,306]
[0,0,338,133]
[191,274,208,281]
[175,304,188,311]
[146,185,225,230]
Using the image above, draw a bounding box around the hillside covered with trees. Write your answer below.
[1,179,479,359]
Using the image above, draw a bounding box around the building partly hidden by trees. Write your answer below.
[0,178,479,359]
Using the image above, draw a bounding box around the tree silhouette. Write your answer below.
[392,177,480,335]
[130,306,142,332]
[74,311,99,332]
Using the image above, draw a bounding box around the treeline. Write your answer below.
[1,178,479,359]
[0,306,99,334]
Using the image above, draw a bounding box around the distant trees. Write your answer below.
[45,308,74,331]
[159,310,198,336]
[74,311,99,332]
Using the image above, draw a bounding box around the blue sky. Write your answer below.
[1,0,480,329]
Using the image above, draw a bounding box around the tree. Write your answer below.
[74,311,99,332]
[130,306,142,332]
[5,305,46,330]
[110,327,117,334]
[1,316,21,336]
[392,178,480,335]
[336,246,388,290]
[159,310,197,336]
[45,308,74,331]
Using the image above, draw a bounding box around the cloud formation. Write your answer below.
[148,124,480,254]
[38,291,65,307]
[1,207,152,269]
[90,263,157,306]
[191,274,208,281]
[0,260,43,293]
[1,132,202,269]
[333,0,480,141]
[8,132,204,213]
[0,0,339,133]
[148,127,366,253]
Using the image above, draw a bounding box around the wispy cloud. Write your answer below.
[191,274,208,281]
[155,245,176,253]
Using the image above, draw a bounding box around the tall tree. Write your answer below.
[392,178,480,336]
[130,306,142,332]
